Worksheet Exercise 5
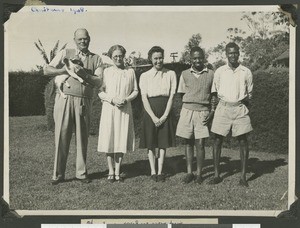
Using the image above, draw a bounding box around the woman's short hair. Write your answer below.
[107,45,126,59]
[148,46,164,61]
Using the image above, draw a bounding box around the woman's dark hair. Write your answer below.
[147,46,164,61]
[107,45,126,59]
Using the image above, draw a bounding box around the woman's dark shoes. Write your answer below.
[115,175,124,183]
[151,174,157,182]
[107,174,115,183]
[157,174,165,182]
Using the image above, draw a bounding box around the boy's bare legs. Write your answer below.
[183,138,195,183]
[195,138,205,184]
[237,134,249,187]
[209,134,223,184]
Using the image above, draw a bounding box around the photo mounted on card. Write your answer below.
[3,3,296,217]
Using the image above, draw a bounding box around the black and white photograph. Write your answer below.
[4,4,295,216]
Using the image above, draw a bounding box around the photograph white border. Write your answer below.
[3,4,296,217]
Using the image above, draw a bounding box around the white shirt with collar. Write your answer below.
[139,67,177,98]
[212,63,253,103]
[190,66,208,78]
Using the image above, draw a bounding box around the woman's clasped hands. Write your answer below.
[112,97,127,108]
[151,114,168,128]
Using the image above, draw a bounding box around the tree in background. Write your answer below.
[208,11,289,71]
[241,32,289,71]
[34,39,67,70]
[126,51,149,67]
[241,12,289,39]
[34,39,67,130]
[180,33,202,64]
[207,27,247,69]
[240,11,289,70]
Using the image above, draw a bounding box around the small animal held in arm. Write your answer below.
[55,58,86,98]
[63,58,85,84]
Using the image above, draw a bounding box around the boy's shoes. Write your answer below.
[195,175,203,184]
[157,174,165,182]
[239,179,249,187]
[208,176,223,185]
[151,174,157,182]
[182,173,194,184]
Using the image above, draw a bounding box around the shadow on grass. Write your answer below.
[202,157,287,183]
[88,155,287,183]
[88,170,109,180]
[247,158,287,181]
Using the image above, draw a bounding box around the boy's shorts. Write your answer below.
[176,107,210,139]
[211,100,253,137]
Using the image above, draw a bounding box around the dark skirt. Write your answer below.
[139,96,176,149]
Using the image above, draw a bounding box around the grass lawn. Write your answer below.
[9,116,288,211]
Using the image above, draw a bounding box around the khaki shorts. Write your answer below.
[176,107,210,139]
[211,101,253,137]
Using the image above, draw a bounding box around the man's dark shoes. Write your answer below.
[77,177,92,184]
[208,176,223,185]
[51,177,65,185]
[157,174,165,182]
[183,173,194,184]
[151,174,157,182]
[195,175,203,184]
[239,179,249,187]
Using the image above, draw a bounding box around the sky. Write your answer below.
[5,5,280,71]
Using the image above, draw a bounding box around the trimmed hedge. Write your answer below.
[44,78,56,131]
[9,71,50,116]
[249,67,289,153]
[10,64,289,154]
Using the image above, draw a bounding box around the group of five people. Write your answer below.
[44,28,253,187]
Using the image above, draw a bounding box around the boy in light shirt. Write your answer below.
[210,42,253,187]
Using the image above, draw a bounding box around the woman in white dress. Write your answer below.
[98,45,138,182]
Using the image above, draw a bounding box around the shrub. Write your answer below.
[44,78,56,131]
[249,68,289,153]
[9,71,50,116]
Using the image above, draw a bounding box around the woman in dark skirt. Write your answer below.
[139,46,177,182]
